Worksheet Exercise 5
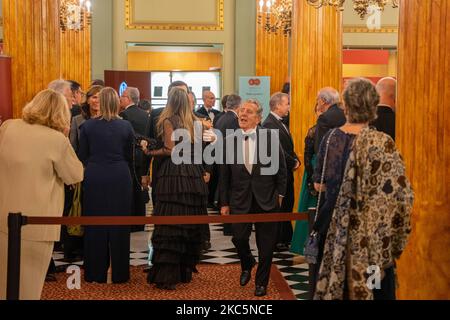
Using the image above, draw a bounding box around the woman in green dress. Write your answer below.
[290,104,322,255]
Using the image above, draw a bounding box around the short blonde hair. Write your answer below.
[100,87,120,121]
[22,89,70,133]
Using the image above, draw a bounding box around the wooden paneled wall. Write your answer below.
[127,51,222,71]
[290,0,342,207]
[2,0,91,118]
[396,0,450,300]
[255,0,290,94]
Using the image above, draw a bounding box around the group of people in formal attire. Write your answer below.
[0,74,412,300]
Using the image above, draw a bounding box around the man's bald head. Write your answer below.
[202,91,216,109]
[376,77,397,110]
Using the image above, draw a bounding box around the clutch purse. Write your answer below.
[304,231,320,265]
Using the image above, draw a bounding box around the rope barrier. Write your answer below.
[7,211,313,300]
[25,212,308,226]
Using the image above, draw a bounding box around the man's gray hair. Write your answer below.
[226,94,242,110]
[48,79,71,95]
[126,87,140,105]
[269,92,289,111]
[318,87,340,106]
[245,99,263,118]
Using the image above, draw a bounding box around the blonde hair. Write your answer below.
[157,87,195,142]
[100,87,120,121]
[22,89,70,133]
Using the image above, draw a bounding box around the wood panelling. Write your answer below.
[396,0,450,300]
[127,51,222,71]
[255,0,290,94]
[290,0,342,208]
[60,24,91,91]
[3,0,90,118]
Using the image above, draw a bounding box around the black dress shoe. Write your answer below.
[240,270,252,286]
[254,285,267,297]
[45,274,57,282]
[275,243,290,252]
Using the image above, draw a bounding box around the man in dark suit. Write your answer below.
[68,80,83,118]
[314,87,346,153]
[119,87,151,231]
[214,94,242,236]
[371,77,396,141]
[263,92,300,252]
[219,100,287,297]
[196,90,220,122]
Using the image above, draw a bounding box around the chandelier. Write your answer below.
[59,0,92,32]
[257,0,293,36]
[306,0,399,19]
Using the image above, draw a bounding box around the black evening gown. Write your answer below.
[78,118,134,283]
[147,116,208,288]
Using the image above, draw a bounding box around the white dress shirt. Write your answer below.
[241,128,257,173]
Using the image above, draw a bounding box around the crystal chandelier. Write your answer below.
[59,0,92,32]
[306,0,399,19]
[258,0,293,36]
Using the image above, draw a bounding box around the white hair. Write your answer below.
[126,87,140,105]
[318,87,340,106]
[48,79,71,95]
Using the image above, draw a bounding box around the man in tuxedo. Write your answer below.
[197,91,220,122]
[119,87,151,231]
[219,100,287,297]
[214,94,242,236]
[314,87,346,153]
[263,92,300,252]
[372,77,396,141]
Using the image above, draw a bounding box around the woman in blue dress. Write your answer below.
[79,87,135,283]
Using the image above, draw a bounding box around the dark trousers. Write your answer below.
[231,200,279,287]
[84,226,131,283]
[131,177,147,232]
[277,174,294,244]
[373,266,396,300]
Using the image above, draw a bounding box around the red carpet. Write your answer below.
[41,264,295,300]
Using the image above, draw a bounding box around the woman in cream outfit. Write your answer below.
[0,89,84,300]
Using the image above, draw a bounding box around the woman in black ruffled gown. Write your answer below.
[143,87,209,290]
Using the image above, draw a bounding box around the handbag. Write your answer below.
[304,129,336,265]
[67,183,84,237]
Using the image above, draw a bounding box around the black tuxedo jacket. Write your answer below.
[196,106,220,121]
[214,111,240,137]
[119,105,151,176]
[371,105,395,141]
[219,127,287,214]
[314,104,346,153]
[262,113,299,171]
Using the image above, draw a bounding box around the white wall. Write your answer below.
[91,0,113,81]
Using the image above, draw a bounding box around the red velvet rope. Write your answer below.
[25,212,309,226]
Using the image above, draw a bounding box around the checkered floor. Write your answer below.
[52,204,310,300]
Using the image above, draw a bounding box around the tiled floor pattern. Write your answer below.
[53,204,310,300]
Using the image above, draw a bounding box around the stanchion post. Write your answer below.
[7,212,26,300]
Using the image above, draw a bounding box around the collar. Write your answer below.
[378,104,395,111]
[124,103,134,110]
[242,127,257,135]
[270,111,284,121]
[229,109,238,117]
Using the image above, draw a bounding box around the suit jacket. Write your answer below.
[314,104,346,153]
[0,119,83,241]
[219,127,287,214]
[263,113,299,171]
[120,105,152,176]
[214,110,239,137]
[69,114,86,154]
[196,106,220,121]
[371,105,396,141]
